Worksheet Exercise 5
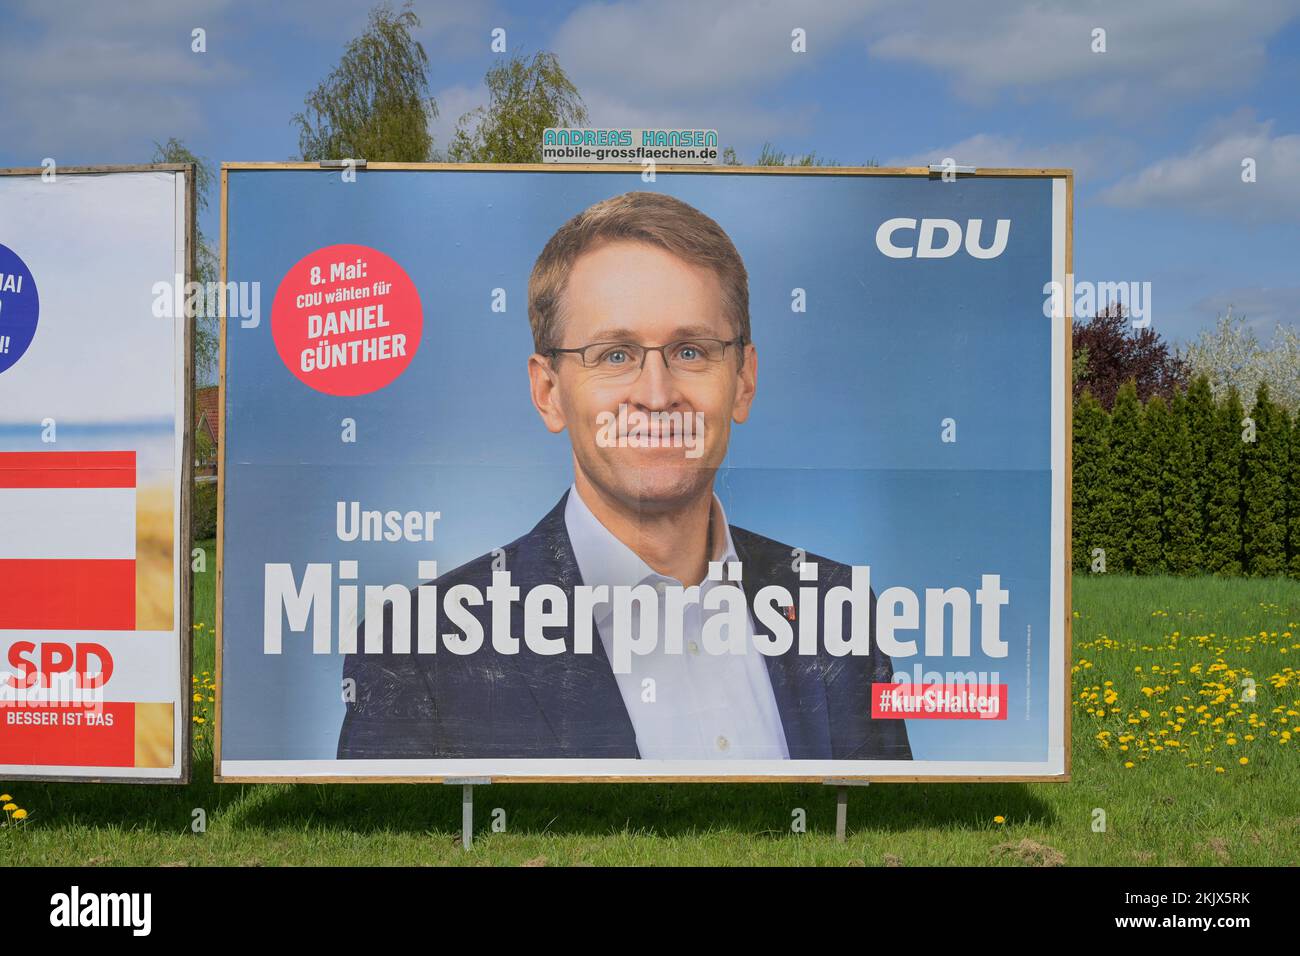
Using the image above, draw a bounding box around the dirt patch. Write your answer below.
[992,838,1065,867]
[1206,837,1230,863]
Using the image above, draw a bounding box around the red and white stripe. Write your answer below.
[0,451,136,630]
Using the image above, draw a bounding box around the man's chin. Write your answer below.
[590,457,716,513]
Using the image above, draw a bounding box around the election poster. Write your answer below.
[0,166,193,782]
[218,164,1070,782]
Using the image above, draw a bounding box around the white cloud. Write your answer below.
[1192,287,1300,336]
[427,84,487,155]
[0,0,243,155]
[553,0,880,97]
[577,87,814,147]
[867,0,1300,114]
[884,133,1141,182]
[548,0,881,152]
[544,0,1300,155]
[1100,113,1300,222]
[0,0,498,158]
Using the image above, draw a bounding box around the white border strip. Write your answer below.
[219,758,1063,778]
[0,488,136,559]
[1048,177,1066,775]
[169,168,187,777]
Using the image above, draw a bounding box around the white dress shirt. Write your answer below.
[564,485,790,760]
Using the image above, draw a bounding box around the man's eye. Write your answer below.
[673,343,705,362]
[600,348,630,365]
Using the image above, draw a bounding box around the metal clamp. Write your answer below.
[928,162,976,176]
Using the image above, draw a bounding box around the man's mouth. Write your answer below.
[594,405,708,458]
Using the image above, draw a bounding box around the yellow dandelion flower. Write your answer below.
[2,803,16,812]
[1238,757,1249,766]
[993,815,1005,824]
[12,809,27,820]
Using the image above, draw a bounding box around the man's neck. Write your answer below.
[573,474,724,586]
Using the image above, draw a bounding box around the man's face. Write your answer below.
[528,240,757,516]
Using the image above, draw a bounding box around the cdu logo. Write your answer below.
[875,218,1011,260]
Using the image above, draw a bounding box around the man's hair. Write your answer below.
[527,191,750,355]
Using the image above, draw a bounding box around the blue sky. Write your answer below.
[1,0,1297,345]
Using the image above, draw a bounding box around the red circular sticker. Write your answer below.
[271,244,422,396]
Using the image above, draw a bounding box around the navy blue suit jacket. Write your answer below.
[338,492,912,761]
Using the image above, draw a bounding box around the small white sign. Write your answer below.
[542,129,719,165]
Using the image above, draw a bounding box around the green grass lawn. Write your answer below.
[4,544,1298,866]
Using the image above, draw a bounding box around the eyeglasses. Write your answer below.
[548,337,745,381]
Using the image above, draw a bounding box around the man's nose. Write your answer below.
[627,349,682,410]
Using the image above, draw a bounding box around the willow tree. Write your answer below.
[295,2,438,162]
[448,51,587,163]
[151,137,218,386]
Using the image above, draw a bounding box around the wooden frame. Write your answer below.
[215,162,1072,784]
[0,163,195,785]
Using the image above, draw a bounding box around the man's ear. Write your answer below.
[731,344,758,424]
[528,353,568,434]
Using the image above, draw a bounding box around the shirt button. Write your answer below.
[687,641,700,655]
[716,735,730,752]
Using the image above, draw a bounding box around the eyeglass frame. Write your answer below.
[545,336,748,375]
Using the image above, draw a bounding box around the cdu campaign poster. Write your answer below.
[218,165,1070,781]
[0,167,192,782]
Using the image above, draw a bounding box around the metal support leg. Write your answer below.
[462,785,474,850]
[445,777,491,850]
[824,779,869,844]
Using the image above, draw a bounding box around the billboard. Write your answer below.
[0,166,193,782]
[218,164,1070,782]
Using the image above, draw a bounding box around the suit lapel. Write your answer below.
[504,496,835,760]
[732,529,833,759]
[509,492,640,757]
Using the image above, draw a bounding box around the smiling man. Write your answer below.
[338,190,912,763]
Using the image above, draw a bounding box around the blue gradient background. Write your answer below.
[221,169,1056,763]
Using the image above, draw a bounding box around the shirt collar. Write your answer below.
[564,483,737,593]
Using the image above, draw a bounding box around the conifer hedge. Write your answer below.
[1072,375,1299,578]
